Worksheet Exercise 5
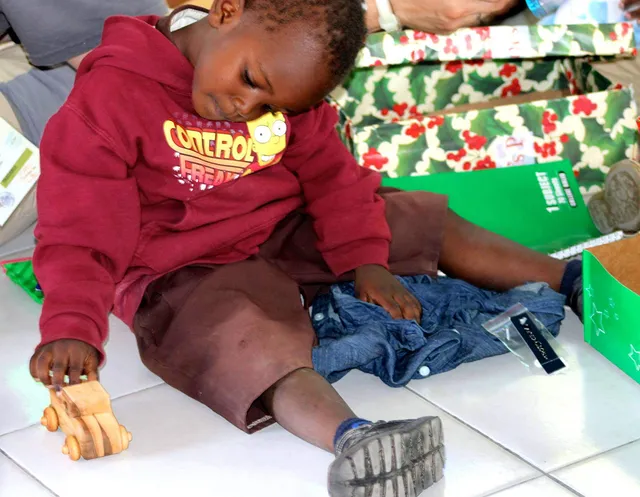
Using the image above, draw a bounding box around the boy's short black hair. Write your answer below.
[245,0,366,82]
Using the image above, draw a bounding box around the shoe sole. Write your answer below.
[588,159,640,234]
[328,416,445,497]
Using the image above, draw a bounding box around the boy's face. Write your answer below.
[192,6,333,123]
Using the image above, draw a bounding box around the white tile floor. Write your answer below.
[1,269,640,496]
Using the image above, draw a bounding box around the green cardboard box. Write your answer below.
[584,235,640,383]
[329,23,639,195]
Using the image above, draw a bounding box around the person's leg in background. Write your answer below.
[0,43,37,249]
[0,42,76,252]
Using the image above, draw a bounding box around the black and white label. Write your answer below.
[510,312,566,374]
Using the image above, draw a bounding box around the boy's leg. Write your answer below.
[439,209,567,292]
[261,367,356,452]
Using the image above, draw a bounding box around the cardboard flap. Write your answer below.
[589,235,640,294]
[357,24,636,68]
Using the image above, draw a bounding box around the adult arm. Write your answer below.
[364,0,522,33]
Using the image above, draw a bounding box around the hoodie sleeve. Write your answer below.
[284,103,391,276]
[34,105,140,361]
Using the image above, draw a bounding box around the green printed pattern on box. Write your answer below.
[329,55,638,194]
[357,24,637,67]
[583,251,640,384]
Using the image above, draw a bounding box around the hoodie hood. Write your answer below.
[78,15,195,93]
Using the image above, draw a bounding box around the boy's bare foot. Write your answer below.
[329,416,445,497]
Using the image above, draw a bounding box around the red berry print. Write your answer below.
[446,148,467,161]
[444,39,459,55]
[463,161,472,171]
[427,116,445,129]
[572,95,597,116]
[381,108,389,116]
[445,61,464,73]
[609,32,618,41]
[622,23,631,37]
[542,111,558,134]
[474,156,496,170]
[373,60,383,66]
[462,130,488,150]
[499,63,517,78]
[465,34,473,51]
[413,31,427,40]
[476,27,490,41]
[393,103,408,117]
[501,79,521,97]
[560,134,569,143]
[410,49,426,63]
[362,148,389,170]
[405,122,427,138]
[534,141,558,158]
[400,35,409,44]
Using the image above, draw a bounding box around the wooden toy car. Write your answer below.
[40,381,132,461]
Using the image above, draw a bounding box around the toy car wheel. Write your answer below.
[40,407,58,432]
[120,425,132,450]
[62,435,81,461]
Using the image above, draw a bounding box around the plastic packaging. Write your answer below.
[526,0,565,18]
[483,304,568,375]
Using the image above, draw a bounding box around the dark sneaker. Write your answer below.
[588,159,640,234]
[328,417,445,497]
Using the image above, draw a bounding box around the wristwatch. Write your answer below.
[375,0,401,32]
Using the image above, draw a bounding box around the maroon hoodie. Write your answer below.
[34,15,391,359]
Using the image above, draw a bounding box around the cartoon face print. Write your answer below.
[247,112,288,167]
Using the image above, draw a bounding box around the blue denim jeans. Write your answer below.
[311,276,566,387]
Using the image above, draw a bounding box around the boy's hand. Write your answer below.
[29,339,100,389]
[355,265,422,322]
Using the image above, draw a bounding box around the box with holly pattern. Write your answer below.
[329,23,639,194]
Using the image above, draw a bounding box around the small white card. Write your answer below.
[494,130,536,168]
[0,118,40,226]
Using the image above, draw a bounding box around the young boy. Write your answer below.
[28,1,583,495]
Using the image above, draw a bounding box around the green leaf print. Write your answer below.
[603,91,632,132]
[395,141,429,177]
[569,24,598,54]
[428,160,454,174]
[372,76,401,117]
[519,105,545,137]
[466,72,504,98]
[523,59,563,85]
[436,119,466,150]
[560,136,582,166]
[576,167,605,190]
[469,109,514,137]
[432,71,465,112]
[364,122,402,153]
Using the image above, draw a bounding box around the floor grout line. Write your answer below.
[543,436,640,476]
[401,385,545,474]
[545,473,586,497]
[0,447,60,497]
[0,381,165,439]
[402,384,640,496]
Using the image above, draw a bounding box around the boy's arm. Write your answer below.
[285,102,391,276]
[33,105,141,369]
[285,103,421,322]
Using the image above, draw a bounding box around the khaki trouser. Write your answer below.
[0,43,37,248]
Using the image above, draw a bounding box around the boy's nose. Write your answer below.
[232,95,262,120]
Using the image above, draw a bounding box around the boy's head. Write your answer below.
[177,0,366,122]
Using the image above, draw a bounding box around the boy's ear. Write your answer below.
[208,0,245,28]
